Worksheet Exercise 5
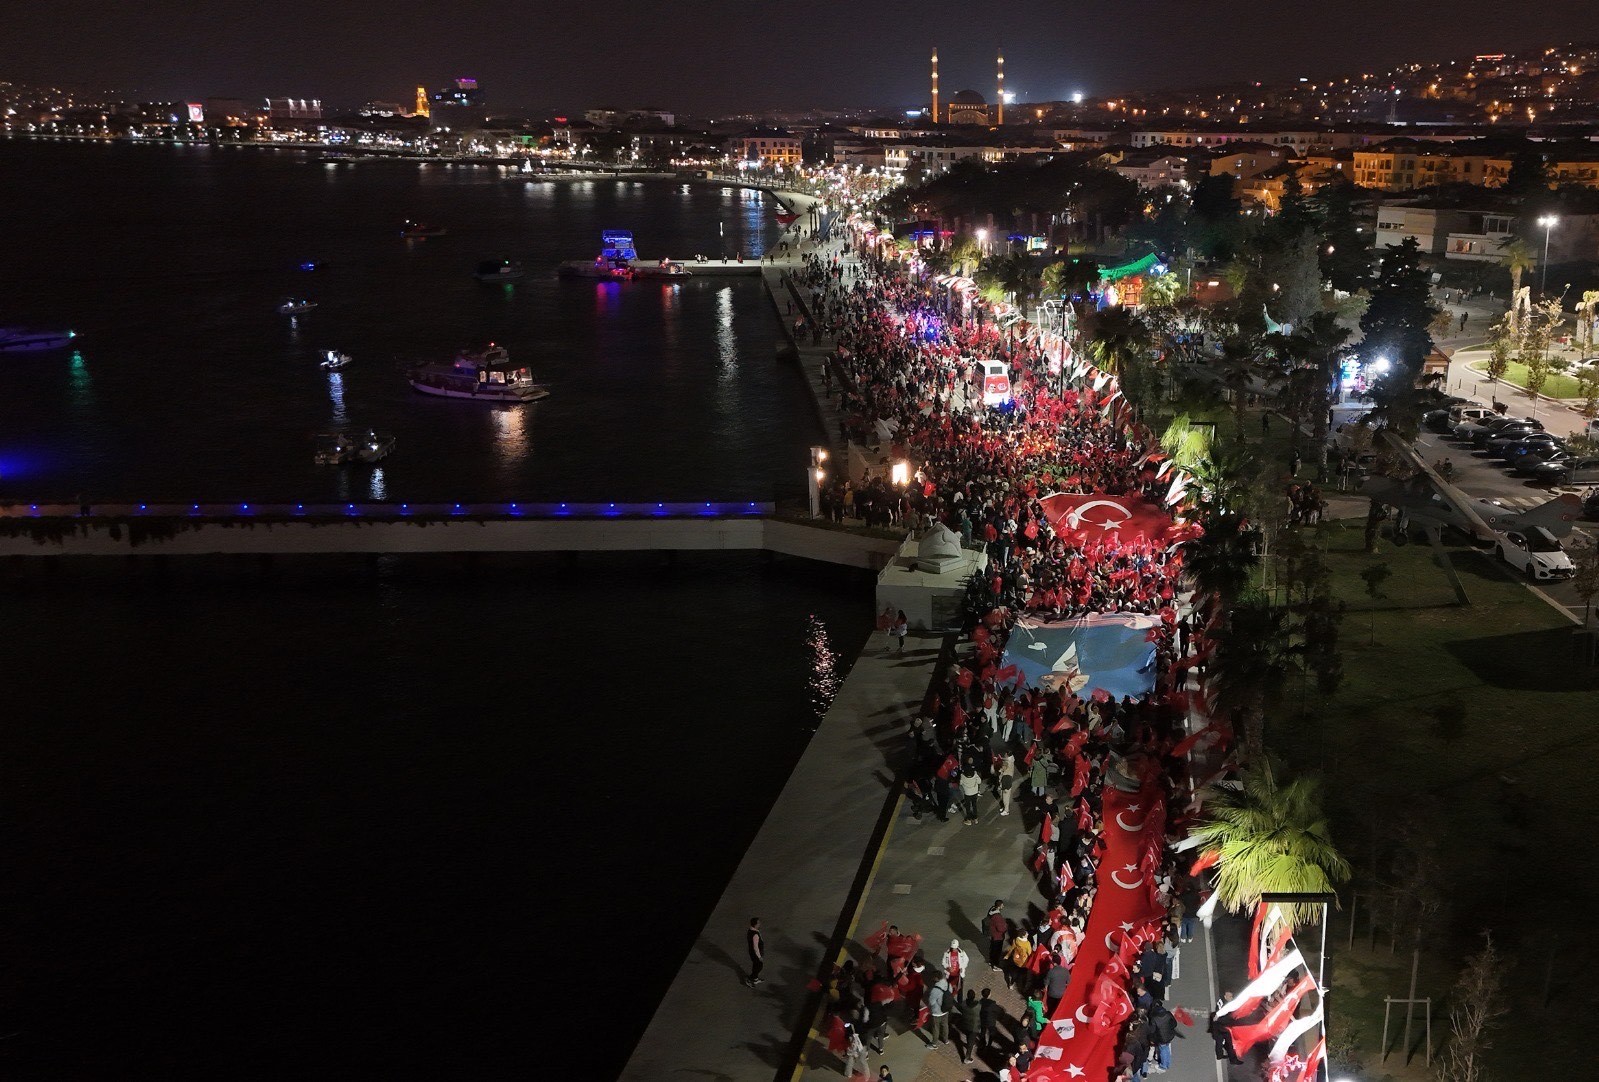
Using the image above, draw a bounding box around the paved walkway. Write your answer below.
[619,632,945,1082]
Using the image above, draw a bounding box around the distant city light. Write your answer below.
[1071,91,1085,104]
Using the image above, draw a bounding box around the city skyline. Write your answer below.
[8,0,1597,114]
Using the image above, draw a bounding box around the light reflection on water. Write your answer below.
[807,614,842,724]
[327,371,347,426]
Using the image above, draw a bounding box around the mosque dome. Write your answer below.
[950,89,987,105]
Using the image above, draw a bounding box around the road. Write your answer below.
[1412,425,1597,623]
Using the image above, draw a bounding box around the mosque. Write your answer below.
[927,48,1007,126]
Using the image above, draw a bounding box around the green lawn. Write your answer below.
[1473,358,1591,400]
[1266,521,1598,1077]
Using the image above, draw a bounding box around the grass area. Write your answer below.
[1266,520,1598,1077]
[1471,358,1590,400]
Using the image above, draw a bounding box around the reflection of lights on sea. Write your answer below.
[492,405,528,462]
[806,615,841,724]
[367,467,387,501]
[716,286,736,382]
[327,371,347,425]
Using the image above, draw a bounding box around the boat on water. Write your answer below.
[0,327,76,352]
[407,344,549,402]
[320,350,353,370]
[314,429,395,465]
[474,259,526,282]
[278,298,318,316]
[632,257,693,279]
[401,220,447,238]
[558,230,637,280]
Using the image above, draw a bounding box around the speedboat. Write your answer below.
[0,327,76,352]
[474,259,525,282]
[407,344,550,402]
[401,220,447,238]
[355,430,396,463]
[278,298,318,316]
[558,229,637,279]
[320,350,353,370]
[313,433,357,465]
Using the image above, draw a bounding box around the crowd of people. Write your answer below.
[780,226,1234,1081]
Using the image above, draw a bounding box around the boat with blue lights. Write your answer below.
[559,230,638,280]
[0,327,76,352]
[407,344,549,403]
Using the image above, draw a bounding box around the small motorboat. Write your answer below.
[631,258,694,279]
[474,259,525,282]
[320,350,353,370]
[355,430,396,463]
[401,220,447,238]
[0,327,76,352]
[278,298,318,316]
[299,259,329,272]
[313,433,357,465]
[408,343,549,402]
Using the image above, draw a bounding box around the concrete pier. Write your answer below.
[619,631,944,1082]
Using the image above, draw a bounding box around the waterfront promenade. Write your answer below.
[619,631,944,1082]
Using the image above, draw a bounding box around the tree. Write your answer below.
[1254,231,1324,330]
[1189,173,1244,261]
[1499,237,1536,303]
[1571,537,1599,628]
[1215,333,1273,441]
[1040,261,1068,299]
[1189,758,1352,926]
[1485,314,1515,383]
[1504,145,1552,199]
[1436,933,1511,1082]
[949,236,982,277]
[1087,306,1153,380]
[1360,237,1436,375]
[1210,600,1302,760]
[1142,271,1184,309]
[1312,181,1371,293]
[1518,299,1563,401]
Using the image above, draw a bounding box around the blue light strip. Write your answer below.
[0,501,778,520]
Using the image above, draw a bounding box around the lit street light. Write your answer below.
[1539,214,1558,297]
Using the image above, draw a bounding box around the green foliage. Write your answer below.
[1359,237,1436,374]
[1486,314,1515,383]
[1141,271,1184,308]
[949,236,982,277]
[1189,758,1352,925]
[1311,182,1372,293]
[1359,562,1392,600]
[1189,173,1244,260]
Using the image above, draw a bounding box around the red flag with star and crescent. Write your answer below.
[1039,492,1183,548]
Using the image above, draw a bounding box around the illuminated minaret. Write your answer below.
[415,86,430,119]
[930,48,940,125]
[996,50,1005,125]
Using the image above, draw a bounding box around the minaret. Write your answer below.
[930,48,940,125]
[996,51,1005,125]
[415,86,430,119]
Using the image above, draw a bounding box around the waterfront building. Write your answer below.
[729,129,803,166]
[430,78,486,130]
[266,97,323,132]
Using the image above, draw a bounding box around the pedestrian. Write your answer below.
[1006,925,1033,988]
[977,986,1000,1054]
[1460,311,1469,333]
[877,1067,893,1082]
[1023,988,1047,1039]
[1260,412,1269,435]
[956,988,982,1063]
[865,995,888,1054]
[926,974,952,1048]
[986,901,1008,969]
[1043,950,1072,1014]
[1289,449,1301,478]
[1029,749,1050,799]
[1148,1000,1180,1072]
[996,752,1016,816]
[943,939,970,994]
[746,917,765,986]
[1210,992,1242,1064]
[892,610,909,654]
[958,767,982,825]
[842,1022,870,1078]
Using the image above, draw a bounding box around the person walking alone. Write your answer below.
[985,901,1008,970]
[956,988,982,1064]
[745,917,765,987]
[925,974,952,1049]
[892,610,909,654]
[842,1022,870,1079]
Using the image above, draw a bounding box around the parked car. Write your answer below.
[1495,526,1575,581]
[1472,421,1544,450]
[1528,455,1599,486]
[1512,448,1575,476]
[1496,433,1564,464]
[1453,414,1536,442]
[1483,426,1554,455]
[1425,404,1492,433]
[1584,489,1599,519]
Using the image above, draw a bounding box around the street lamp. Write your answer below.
[1538,215,1558,297]
[976,227,988,257]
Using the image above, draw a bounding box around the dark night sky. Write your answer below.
[7,1,1594,114]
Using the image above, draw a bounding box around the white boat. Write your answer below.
[278,298,318,316]
[0,327,76,352]
[407,344,549,402]
[313,433,356,465]
[631,259,694,279]
[356,430,396,463]
[320,350,353,370]
[401,220,447,238]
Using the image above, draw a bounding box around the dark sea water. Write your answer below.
[0,141,868,1076]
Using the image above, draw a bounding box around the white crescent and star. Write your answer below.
[1116,811,1146,832]
[1064,499,1134,534]
[1075,1005,1093,1023]
[1110,863,1145,889]
[1066,1066,1086,1078]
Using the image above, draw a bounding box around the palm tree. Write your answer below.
[1500,236,1536,301]
[1209,599,1300,761]
[1142,271,1184,309]
[1189,758,1351,927]
[1214,333,1267,441]
[1087,306,1153,379]
[950,237,982,278]
[1185,511,1260,611]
